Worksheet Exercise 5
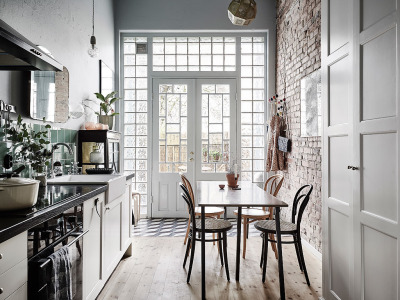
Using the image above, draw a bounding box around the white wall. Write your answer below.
[0,0,115,129]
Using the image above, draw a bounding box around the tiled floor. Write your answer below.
[132,218,262,237]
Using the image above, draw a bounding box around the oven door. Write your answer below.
[28,229,88,300]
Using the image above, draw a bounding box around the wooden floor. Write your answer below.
[97,237,322,300]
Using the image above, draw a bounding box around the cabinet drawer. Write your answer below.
[0,233,27,275]
[5,283,27,300]
[0,259,27,300]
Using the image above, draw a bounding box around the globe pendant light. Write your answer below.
[228,0,257,26]
[88,0,99,58]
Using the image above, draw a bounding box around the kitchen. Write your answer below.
[0,1,399,300]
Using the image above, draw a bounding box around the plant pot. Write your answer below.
[99,115,114,130]
[35,174,47,187]
[226,173,239,188]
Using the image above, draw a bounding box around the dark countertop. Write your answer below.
[0,172,135,244]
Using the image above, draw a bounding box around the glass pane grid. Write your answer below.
[240,37,265,183]
[123,37,149,214]
[153,37,236,72]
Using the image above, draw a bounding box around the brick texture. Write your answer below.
[275,0,322,252]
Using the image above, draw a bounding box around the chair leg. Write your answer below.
[297,235,310,286]
[183,234,191,268]
[260,233,264,268]
[293,235,303,272]
[269,233,278,259]
[222,232,230,282]
[247,222,249,239]
[262,233,269,283]
[218,233,224,266]
[187,235,196,283]
[242,218,247,259]
[184,216,191,245]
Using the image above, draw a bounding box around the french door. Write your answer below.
[152,78,237,217]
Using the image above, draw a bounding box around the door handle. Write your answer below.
[189,158,194,161]
[190,151,194,155]
[347,166,359,170]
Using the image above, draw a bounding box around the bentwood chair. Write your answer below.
[255,184,313,285]
[180,183,233,283]
[233,174,284,258]
[180,174,224,246]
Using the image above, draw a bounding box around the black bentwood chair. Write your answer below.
[254,184,313,285]
[180,183,233,283]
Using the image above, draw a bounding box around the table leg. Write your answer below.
[275,207,285,300]
[236,207,242,281]
[201,206,206,300]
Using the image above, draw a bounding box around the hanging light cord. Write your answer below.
[92,0,95,36]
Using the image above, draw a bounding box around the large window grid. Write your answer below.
[152,37,236,72]
[123,37,149,212]
[240,37,265,183]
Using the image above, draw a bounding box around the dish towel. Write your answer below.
[266,115,284,171]
[48,246,73,300]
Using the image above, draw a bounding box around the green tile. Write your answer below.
[33,124,40,133]
[64,130,71,143]
[57,130,64,143]
[71,131,77,144]
[51,130,58,143]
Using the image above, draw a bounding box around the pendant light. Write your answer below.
[88,0,99,58]
[228,0,257,26]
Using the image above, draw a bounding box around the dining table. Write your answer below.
[196,181,289,300]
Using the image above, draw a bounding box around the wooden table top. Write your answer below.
[196,181,288,208]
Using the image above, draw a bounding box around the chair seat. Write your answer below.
[233,208,270,218]
[194,206,224,216]
[254,220,297,233]
[192,219,233,232]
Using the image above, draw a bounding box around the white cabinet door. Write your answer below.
[83,193,105,300]
[103,197,122,278]
[121,184,132,251]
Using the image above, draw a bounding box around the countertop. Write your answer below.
[0,172,135,244]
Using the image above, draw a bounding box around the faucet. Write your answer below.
[50,143,73,178]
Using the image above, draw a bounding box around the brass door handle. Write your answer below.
[190,151,194,155]
[189,158,194,161]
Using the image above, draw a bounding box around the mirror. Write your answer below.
[300,69,321,137]
[30,66,69,123]
[99,60,113,95]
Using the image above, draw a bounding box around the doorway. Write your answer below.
[151,78,237,217]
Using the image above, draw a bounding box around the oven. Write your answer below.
[27,206,86,300]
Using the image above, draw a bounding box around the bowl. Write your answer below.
[0,178,39,210]
[219,184,225,190]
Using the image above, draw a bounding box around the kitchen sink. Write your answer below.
[48,174,127,203]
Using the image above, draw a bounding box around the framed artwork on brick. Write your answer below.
[300,69,321,137]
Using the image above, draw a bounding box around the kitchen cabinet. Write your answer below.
[0,232,27,300]
[83,193,105,300]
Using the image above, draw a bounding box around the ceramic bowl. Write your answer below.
[219,184,225,190]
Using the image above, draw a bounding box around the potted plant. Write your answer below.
[202,147,208,162]
[94,91,120,130]
[211,150,221,162]
[5,115,52,185]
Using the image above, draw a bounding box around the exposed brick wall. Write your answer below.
[275,0,322,252]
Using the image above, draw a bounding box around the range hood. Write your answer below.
[0,19,62,71]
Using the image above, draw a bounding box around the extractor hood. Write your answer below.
[0,19,62,71]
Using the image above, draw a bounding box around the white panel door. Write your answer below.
[152,79,195,218]
[322,0,400,299]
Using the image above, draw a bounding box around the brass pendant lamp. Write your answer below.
[228,0,257,26]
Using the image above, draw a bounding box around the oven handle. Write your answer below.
[67,230,89,248]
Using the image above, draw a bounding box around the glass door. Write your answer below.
[151,78,237,217]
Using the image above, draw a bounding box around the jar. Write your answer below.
[89,144,104,164]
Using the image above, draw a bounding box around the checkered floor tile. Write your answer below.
[132,218,263,237]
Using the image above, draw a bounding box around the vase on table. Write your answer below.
[226,173,239,188]
[99,115,114,130]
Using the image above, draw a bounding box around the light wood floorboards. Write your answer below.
[97,237,322,299]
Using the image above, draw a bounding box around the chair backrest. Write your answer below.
[179,183,197,230]
[263,174,284,196]
[291,185,313,230]
[180,174,195,206]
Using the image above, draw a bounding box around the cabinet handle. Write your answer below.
[0,288,3,294]
[105,207,110,211]
[0,253,3,259]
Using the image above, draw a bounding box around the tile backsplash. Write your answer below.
[0,122,77,177]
